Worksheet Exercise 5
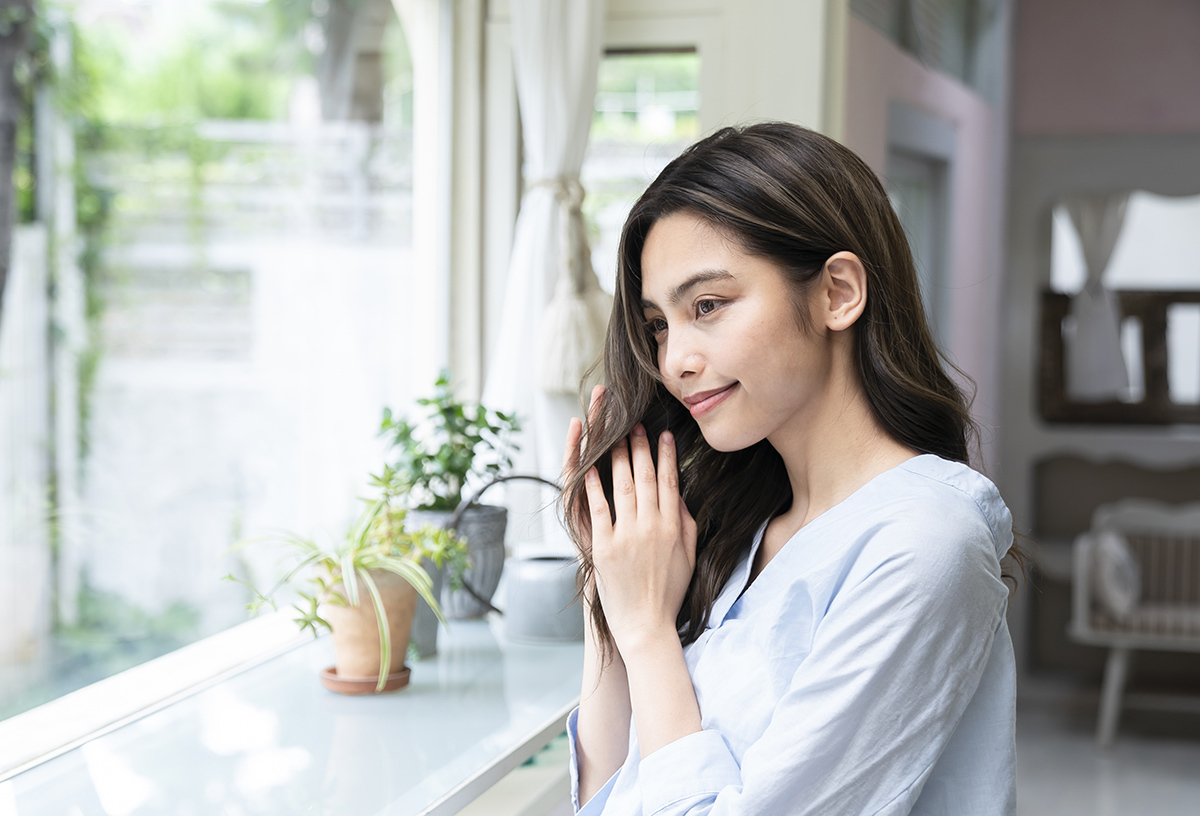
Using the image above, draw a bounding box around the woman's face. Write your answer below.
[639,212,837,452]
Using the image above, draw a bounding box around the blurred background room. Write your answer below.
[1,1,1199,814]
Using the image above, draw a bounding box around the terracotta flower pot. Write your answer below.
[322,569,418,693]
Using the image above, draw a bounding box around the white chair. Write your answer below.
[1069,499,1200,748]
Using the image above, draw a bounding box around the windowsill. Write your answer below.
[2,617,584,814]
[0,610,309,781]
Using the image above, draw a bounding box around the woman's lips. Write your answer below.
[685,383,737,418]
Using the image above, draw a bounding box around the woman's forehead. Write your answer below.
[638,215,791,309]
[641,215,739,284]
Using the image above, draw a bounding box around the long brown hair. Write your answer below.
[564,122,981,658]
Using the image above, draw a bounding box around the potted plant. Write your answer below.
[235,498,451,694]
[380,371,520,620]
[368,465,471,658]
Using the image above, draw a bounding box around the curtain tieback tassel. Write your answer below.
[529,176,612,396]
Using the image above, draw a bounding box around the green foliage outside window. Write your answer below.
[591,52,700,143]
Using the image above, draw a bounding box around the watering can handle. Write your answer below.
[447,473,561,532]
[446,473,562,616]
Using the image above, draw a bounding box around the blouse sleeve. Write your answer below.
[637,522,1011,816]
[566,707,620,814]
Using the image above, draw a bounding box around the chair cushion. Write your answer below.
[1091,527,1141,621]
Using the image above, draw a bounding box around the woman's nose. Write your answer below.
[660,333,703,381]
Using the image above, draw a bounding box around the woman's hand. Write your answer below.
[585,423,698,653]
[566,386,635,804]
[569,397,703,764]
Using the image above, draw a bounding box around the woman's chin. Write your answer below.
[697,425,763,453]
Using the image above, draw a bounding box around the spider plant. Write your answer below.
[232,498,449,691]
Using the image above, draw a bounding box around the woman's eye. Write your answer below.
[645,317,668,334]
[696,299,719,316]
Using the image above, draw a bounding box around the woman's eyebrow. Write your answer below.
[641,269,735,310]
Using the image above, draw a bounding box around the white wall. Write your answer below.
[840,13,1011,475]
[1013,0,1200,137]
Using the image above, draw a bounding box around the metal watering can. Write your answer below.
[448,474,584,643]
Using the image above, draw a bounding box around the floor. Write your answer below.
[1016,690,1200,816]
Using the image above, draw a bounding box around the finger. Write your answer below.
[584,467,613,546]
[582,385,605,458]
[609,436,637,521]
[562,416,583,477]
[679,496,698,569]
[588,384,605,417]
[629,424,659,512]
[657,430,680,512]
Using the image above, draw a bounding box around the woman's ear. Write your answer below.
[818,251,867,332]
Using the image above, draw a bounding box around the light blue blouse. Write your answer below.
[568,454,1016,815]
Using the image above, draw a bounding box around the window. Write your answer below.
[883,101,956,350]
[886,150,950,347]
[851,0,988,88]
[1042,192,1200,421]
[0,0,421,721]
[1051,193,1200,294]
[582,50,701,292]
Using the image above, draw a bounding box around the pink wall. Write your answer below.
[842,17,1003,470]
[1014,0,1200,136]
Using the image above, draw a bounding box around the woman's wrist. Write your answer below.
[612,624,682,668]
[617,626,702,758]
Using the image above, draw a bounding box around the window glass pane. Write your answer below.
[1120,316,1145,404]
[885,150,949,347]
[0,0,418,720]
[582,51,701,292]
[1168,305,1200,405]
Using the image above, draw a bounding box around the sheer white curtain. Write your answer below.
[482,0,606,552]
[1065,192,1130,402]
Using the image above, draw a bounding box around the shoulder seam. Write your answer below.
[896,463,1006,549]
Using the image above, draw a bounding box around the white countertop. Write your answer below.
[2,619,583,815]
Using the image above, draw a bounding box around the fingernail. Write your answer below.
[633,424,646,437]
[586,468,599,483]
[662,430,674,445]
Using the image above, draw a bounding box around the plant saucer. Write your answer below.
[320,665,411,694]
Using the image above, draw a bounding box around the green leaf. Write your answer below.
[357,568,391,692]
[340,549,358,606]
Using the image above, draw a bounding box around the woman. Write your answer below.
[560,123,1017,815]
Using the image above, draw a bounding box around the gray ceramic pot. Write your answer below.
[407,503,508,621]
[408,559,443,659]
